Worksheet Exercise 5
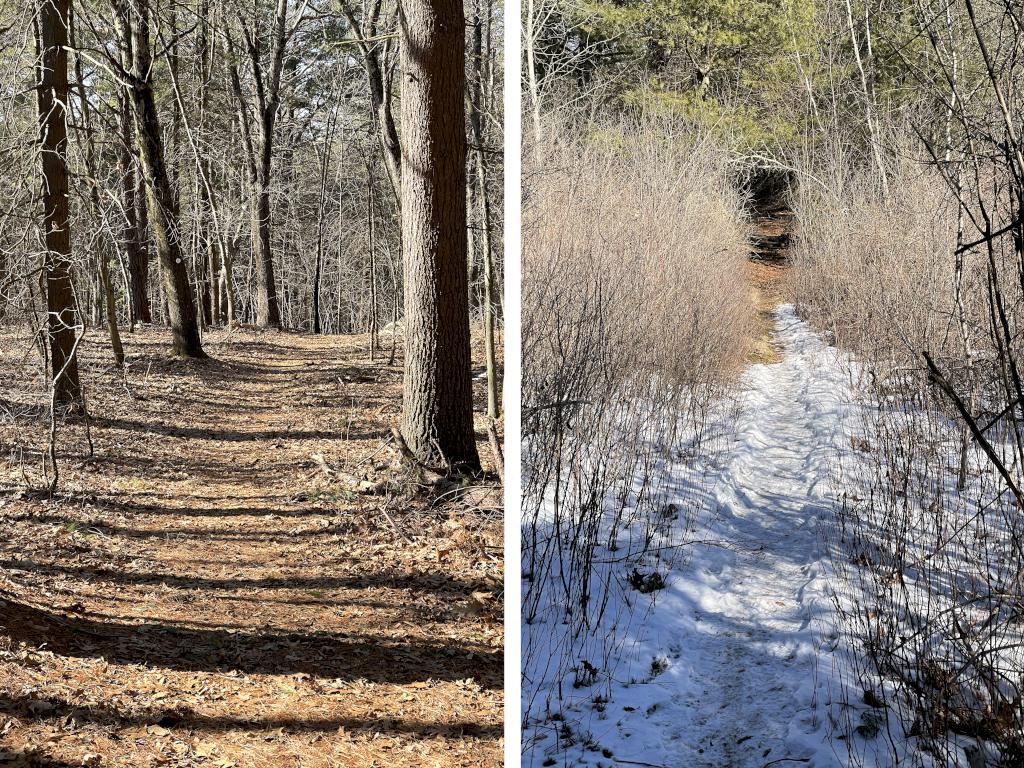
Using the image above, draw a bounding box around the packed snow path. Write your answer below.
[612,305,850,767]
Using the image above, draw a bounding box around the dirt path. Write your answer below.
[0,328,502,767]
[745,194,795,365]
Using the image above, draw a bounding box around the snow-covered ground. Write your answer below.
[523,301,1024,768]
[523,304,865,767]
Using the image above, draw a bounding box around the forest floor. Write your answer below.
[0,326,503,768]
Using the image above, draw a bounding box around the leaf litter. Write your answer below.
[0,326,503,767]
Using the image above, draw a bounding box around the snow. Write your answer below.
[522,304,867,767]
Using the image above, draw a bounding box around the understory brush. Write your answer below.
[793,157,1024,767]
[520,120,754,761]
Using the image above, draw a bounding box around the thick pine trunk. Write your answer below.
[36,0,83,411]
[399,0,480,471]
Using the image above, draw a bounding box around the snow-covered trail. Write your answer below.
[608,304,852,767]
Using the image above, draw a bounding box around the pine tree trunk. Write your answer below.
[36,0,83,411]
[399,0,480,471]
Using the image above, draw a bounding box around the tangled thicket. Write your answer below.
[521,119,754,748]
[790,0,1024,761]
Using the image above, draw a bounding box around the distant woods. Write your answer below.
[1,0,502,464]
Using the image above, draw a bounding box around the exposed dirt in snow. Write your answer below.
[745,202,794,366]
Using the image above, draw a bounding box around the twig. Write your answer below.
[389,426,448,484]
[924,351,1023,505]
[487,419,504,484]
[378,507,413,543]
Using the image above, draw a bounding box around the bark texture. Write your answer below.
[115,0,205,357]
[36,0,83,410]
[398,0,480,470]
[118,88,150,324]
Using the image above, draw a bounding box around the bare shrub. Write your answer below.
[791,159,962,368]
[793,151,1024,766]
[521,117,754,756]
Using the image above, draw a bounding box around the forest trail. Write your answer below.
[618,305,847,768]
[652,200,841,765]
[745,195,794,365]
[0,329,502,767]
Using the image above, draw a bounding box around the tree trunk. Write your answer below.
[36,0,83,411]
[118,88,150,325]
[70,1,124,367]
[340,1,401,204]
[525,0,544,154]
[253,163,281,328]
[479,154,498,419]
[368,160,378,360]
[227,0,290,329]
[399,0,480,471]
[365,52,401,204]
[469,0,498,418]
[222,236,237,326]
[115,0,205,358]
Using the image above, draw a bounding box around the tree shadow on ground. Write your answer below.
[0,748,86,768]
[89,415,381,443]
[0,690,501,740]
[2,512,359,542]
[87,497,331,519]
[0,558,482,596]
[0,597,500,689]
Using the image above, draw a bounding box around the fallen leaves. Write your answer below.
[0,328,502,768]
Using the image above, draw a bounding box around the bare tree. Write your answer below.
[35,0,83,409]
[117,86,151,325]
[341,0,401,203]
[113,0,205,357]
[224,0,305,329]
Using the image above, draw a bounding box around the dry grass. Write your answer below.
[0,326,503,768]
[789,162,967,369]
[521,120,756,756]
[790,155,1024,764]
[523,125,755,405]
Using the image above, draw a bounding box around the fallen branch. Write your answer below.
[924,351,1023,506]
